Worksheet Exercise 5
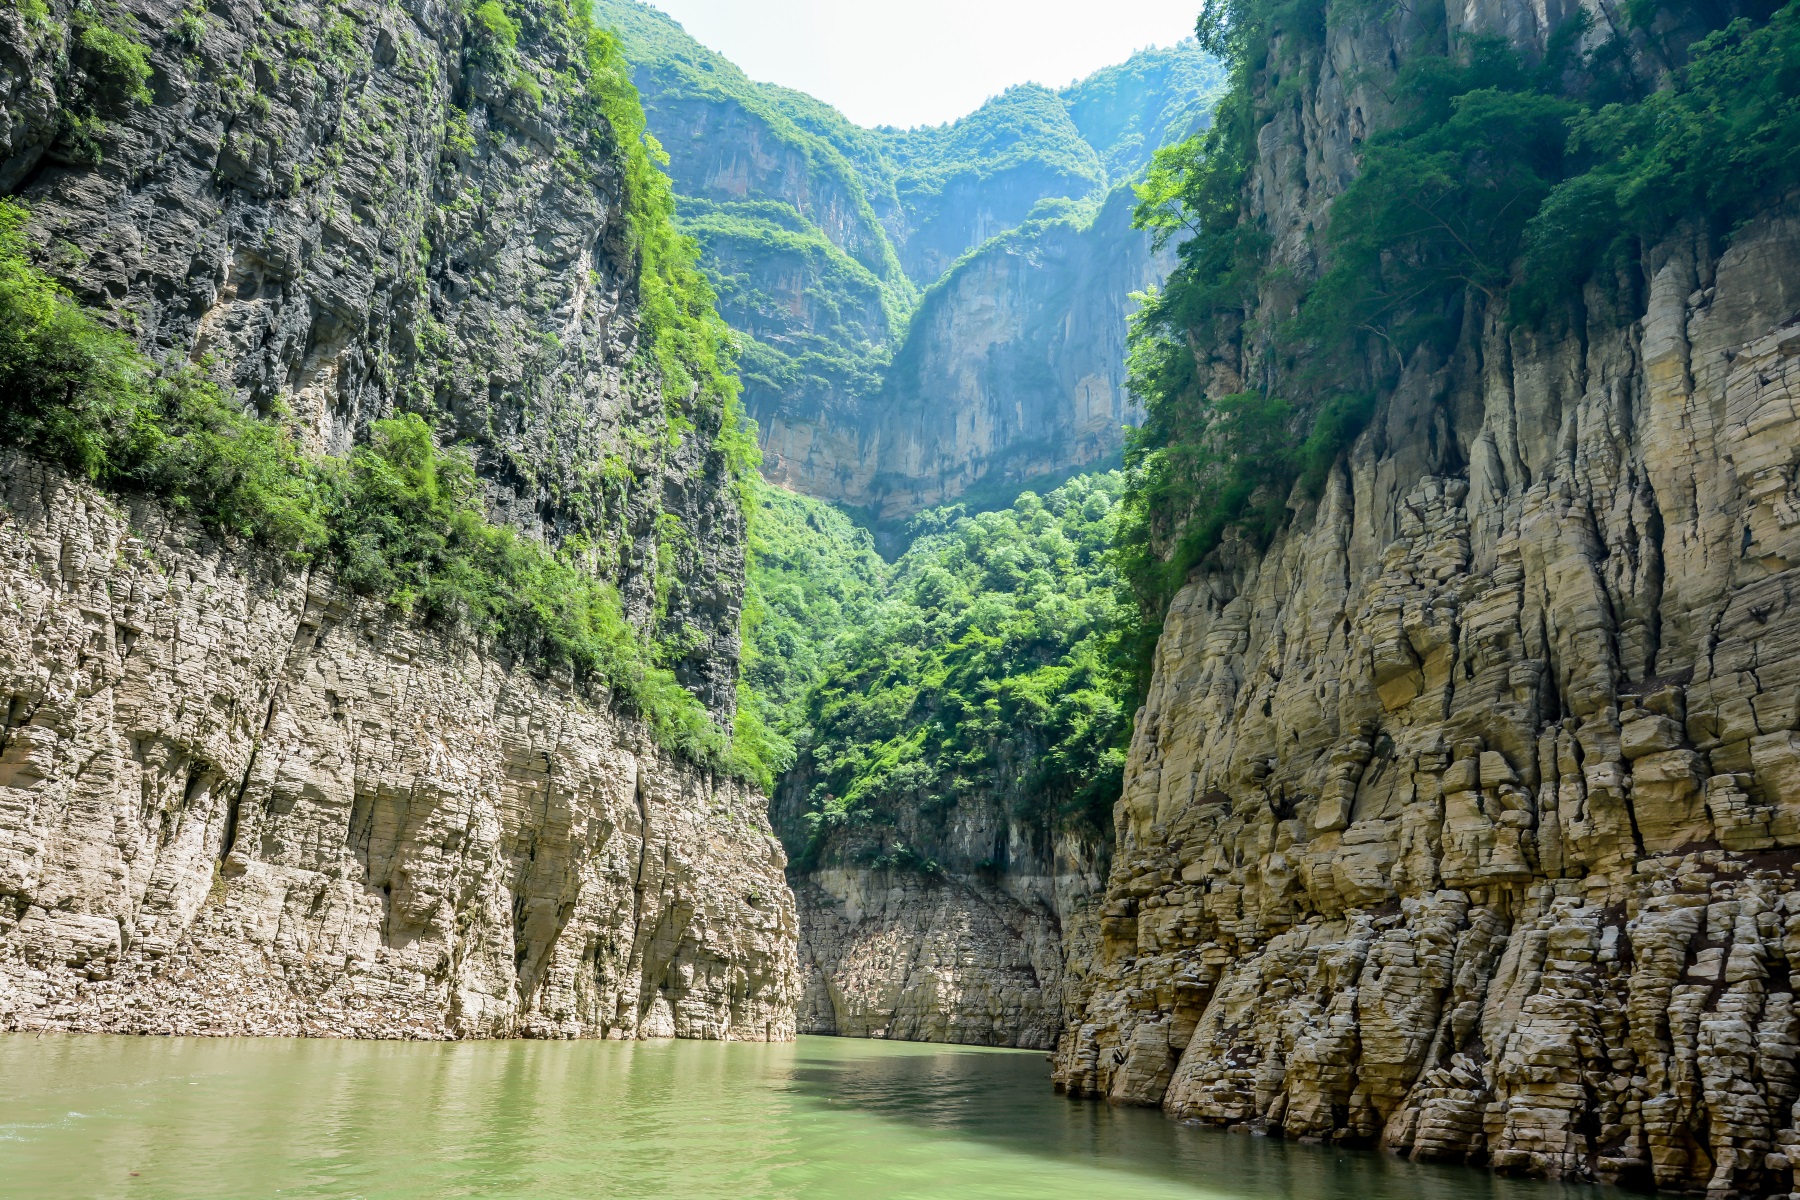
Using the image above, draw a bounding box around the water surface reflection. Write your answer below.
[0,1034,1610,1200]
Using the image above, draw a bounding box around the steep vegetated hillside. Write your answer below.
[771,472,1134,1046]
[0,0,797,1037]
[733,479,888,790]
[594,0,1227,521]
[1056,0,1800,1190]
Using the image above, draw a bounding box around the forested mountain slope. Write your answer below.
[594,1,1227,522]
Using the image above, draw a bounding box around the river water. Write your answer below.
[0,1034,1604,1200]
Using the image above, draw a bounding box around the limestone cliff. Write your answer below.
[779,187,1165,524]
[0,0,799,1037]
[595,0,1222,521]
[0,454,797,1038]
[1052,1,1800,1195]
[1,0,744,714]
[787,815,1104,1050]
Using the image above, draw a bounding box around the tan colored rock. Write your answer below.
[1052,193,1800,1196]
[790,868,1072,1048]
[0,457,799,1040]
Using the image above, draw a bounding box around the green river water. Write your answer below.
[0,1034,1605,1200]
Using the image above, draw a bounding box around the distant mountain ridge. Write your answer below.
[593,0,1227,522]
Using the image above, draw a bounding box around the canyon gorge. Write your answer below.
[2,0,1800,1196]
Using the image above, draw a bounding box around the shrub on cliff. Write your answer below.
[1117,0,1800,684]
[0,198,737,775]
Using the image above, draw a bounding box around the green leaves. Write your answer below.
[0,201,738,777]
[738,480,888,790]
[1119,0,1800,680]
[1296,82,1578,357]
[787,473,1140,865]
[71,4,154,109]
[1522,3,1800,308]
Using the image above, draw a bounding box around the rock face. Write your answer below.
[0,0,745,715]
[0,454,799,1038]
[0,0,798,1037]
[768,188,1166,524]
[1051,1,1800,1190]
[597,0,1220,522]
[789,836,1105,1051]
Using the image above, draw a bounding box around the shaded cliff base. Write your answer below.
[791,870,1081,1050]
[0,456,799,1039]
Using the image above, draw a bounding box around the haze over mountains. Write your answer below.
[594,1,1226,526]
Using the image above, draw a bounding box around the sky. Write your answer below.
[640,0,1204,129]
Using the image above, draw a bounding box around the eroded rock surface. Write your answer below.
[0,455,798,1038]
[1053,197,1800,1193]
[792,869,1070,1049]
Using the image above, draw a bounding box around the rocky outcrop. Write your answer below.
[766,187,1165,523]
[1051,15,1800,1187]
[790,831,1108,1050]
[0,453,798,1038]
[791,871,1068,1049]
[1,0,744,714]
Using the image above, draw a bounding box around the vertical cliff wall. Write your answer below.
[595,0,1222,522]
[1053,0,1800,1194]
[0,0,799,1036]
[1,0,745,712]
[0,454,797,1038]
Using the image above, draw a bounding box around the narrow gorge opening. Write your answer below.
[2,0,1799,1194]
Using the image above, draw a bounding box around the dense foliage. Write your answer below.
[677,197,900,422]
[786,473,1138,868]
[879,84,1104,207]
[735,483,890,789]
[1119,0,1800,670]
[1060,41,1230,183]
[587,0,917,423]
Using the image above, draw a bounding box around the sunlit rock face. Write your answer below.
[0,456,799,1040]
[0,0,796,1036]
[1053,0,1800,1190]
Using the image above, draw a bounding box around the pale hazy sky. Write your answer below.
[641,0,1205,129]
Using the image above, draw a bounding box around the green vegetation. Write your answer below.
[593,1,1228,421]
[1119,0,1800,681]
[678,198,900,416]
[590,0,914,297]
[736,483,889,788]
[558,0,749,467]
[785,473,1138,867]
[0,198,735,765]
[0,0,783,775]
[56,2,155,162]
[1059,41,1229,183]
[880,84,1104,208]
[588,0,918,425]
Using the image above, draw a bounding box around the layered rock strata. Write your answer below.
[0,455,799,1038]
[0,0,745,713]
[791,858,1094,1050]
[1052,193,1800,1193]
